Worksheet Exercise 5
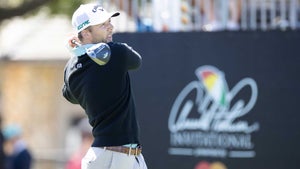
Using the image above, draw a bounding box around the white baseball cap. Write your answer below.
[72,3,120,33]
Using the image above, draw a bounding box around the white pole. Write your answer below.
[270,0,276,29]
[193,0,203,30]
[289,0,297,30]
[204,0,211,25]
[280,0,287,30]
[220,0,229,30]
[250,0,257,30]
[260,0,267,30]
[241,0,248,30]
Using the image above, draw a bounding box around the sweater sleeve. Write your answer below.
[62,57,79,104]
[122,43,142,70]
[62,83,78,104]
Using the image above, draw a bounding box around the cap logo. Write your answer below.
[92,5,104,13]
[77,20,90,30]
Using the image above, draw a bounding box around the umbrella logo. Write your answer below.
[196,66,228,107]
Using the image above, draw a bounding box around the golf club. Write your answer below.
[71,40,111,65]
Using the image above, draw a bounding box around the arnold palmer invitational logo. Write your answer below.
[168,65,260,158]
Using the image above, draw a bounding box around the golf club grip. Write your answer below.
[71,40,82,47]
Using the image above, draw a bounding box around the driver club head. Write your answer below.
[86,43,111,65]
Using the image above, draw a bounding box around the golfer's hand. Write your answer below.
[68,36,80,48]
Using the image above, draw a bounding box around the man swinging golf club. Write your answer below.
[62,3,148,169]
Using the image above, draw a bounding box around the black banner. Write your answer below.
[115,31,300,169]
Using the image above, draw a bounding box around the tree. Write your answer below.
[0,0,85,23]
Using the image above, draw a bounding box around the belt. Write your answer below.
[103,146,142,156]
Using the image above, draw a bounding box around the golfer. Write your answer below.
[62,3,148,169]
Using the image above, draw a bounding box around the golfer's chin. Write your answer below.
[106,36,113,43]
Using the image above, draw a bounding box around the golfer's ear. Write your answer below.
[81,30,89,38]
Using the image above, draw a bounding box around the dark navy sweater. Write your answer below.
[62,42,142,147]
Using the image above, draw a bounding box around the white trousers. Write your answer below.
[81,147,148,169]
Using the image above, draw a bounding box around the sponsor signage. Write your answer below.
[168,65,259,158]
[115,31,300,169]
